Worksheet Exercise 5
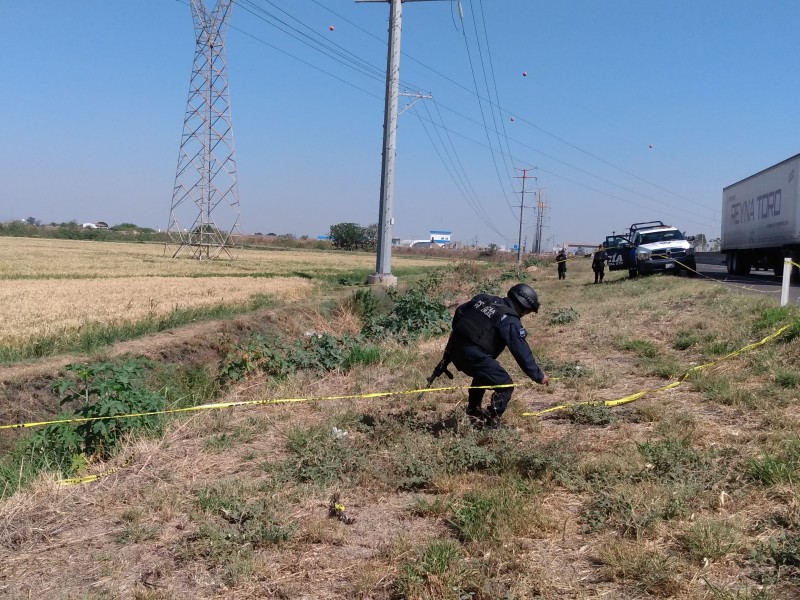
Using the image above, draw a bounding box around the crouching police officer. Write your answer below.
[445,283,549,428]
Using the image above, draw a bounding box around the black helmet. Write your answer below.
[507,283,540,313]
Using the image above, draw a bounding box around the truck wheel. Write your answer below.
[727,251,751,275]
[726,253,735,274]
[628,268,638,279]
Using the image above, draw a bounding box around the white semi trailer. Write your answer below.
[722,153,800,280]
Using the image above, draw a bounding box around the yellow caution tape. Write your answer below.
[672,259,780,296]
[0,380,551,432]
[58,456,133,486]
[791,260,800,270]
[523,324,791,417]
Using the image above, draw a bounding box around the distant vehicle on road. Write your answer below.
[722,153,800,281]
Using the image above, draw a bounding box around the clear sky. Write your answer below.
[4,0,800,250]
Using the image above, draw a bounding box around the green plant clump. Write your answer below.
[549,307,579,325]
[37,359,164,460]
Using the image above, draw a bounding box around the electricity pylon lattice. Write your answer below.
[168,0,241,260]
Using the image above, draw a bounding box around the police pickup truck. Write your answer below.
[604,221,696,278]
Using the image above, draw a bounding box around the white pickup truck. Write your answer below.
[604,221,696,279]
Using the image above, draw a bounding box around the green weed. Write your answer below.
[703,578,778,600]
[279,424,365,486]
[0,358,167,493]
[564,403,618,426]
[162,364,219,409]
[639,356,683,378]
[747,532,800,584]
[394,539,486,600]
[447,488,515,543]
[362,278,451,342]
[674,329,701,350]
[343,344,382,369]
[348,288,380,319]
[619,338,659,358]
[754,306,793,332]
[600,541,683,597]
[706,340,737,356]
[682,519,739,563]
[775,370,800,388]
[549,307,579,325]
[746,438,800,486]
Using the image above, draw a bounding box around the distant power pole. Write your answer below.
[167,0,242,260]
[514,168,536,264]
[533,189,548,254]
[359,0,448,286]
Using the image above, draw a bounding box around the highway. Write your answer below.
[693,253,799,305]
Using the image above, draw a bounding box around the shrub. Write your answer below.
[36,359,164,460]
[349,288,380,320]
[362,283,450,342]
[278,425,365,486]
[549,307,579,325]
[565,403,618,426]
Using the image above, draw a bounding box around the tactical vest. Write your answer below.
[448,295,515,355]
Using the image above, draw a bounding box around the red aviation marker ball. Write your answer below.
[329,25,335,31]
[522,71,527,77]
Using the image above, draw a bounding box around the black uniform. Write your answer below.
[592,248,607,283]
[445,294,545,419]
[556,251,567,280]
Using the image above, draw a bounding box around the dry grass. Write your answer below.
[2,252,799,598]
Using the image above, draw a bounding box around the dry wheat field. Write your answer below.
[0,237,444,345]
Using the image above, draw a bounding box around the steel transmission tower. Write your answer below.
[168,0,241,260]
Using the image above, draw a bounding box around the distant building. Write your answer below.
[429,230,451,246]
[82,221,108,229]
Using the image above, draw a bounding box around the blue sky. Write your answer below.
[3,0,800,249]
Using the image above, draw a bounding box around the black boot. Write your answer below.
[485,406,506,430]
[466,404,488,426]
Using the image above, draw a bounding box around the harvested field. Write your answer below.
[0,237,447,279]
[0,237,446,347]
[0,276,313,345]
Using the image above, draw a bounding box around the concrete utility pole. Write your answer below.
[533,189,548,254]
[359,0,448,286]
[514,168,536,264]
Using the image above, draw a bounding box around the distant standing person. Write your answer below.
[592,244,607,284]
[556,248,567,280]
